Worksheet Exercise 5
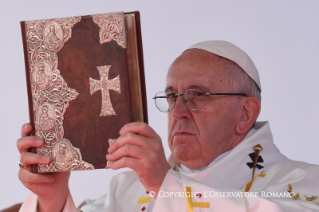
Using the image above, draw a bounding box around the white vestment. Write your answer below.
[19,121,319,212]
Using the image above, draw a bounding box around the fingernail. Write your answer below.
[23,124,28,130]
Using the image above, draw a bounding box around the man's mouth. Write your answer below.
[173,130,194,136]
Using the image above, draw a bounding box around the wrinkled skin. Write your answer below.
[106,122,170,197]
[166,49,249,169]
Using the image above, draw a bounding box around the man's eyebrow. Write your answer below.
[164,86,174,92]
[164,85,209,93]
[188,85,209,92]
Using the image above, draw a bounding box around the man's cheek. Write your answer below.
[167,118,174,143]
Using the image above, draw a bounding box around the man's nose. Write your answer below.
[171,96,191,119]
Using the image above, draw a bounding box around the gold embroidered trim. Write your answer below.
[304,195,318,202]
[291,193,301,200]
[185,187,210,212]
[288,184,301,200]
[192,202,210,208]
[242,190,248,212]
[137,197,152,204]
[288,184,318,202]
[244,173,266,192]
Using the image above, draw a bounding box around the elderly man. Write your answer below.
[17,41,319,211]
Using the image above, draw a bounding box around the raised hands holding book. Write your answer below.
[17,122,170,211]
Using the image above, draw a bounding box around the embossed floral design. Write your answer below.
[24,17,94,172]
[92,12,126,48]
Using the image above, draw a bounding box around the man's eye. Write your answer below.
[189,90,205,96]
[166,93,176,99]
[194,92,204,96]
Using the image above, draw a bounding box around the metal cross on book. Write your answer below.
[89,65,121,116]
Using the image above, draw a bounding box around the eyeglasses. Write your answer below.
[153,89,246,112]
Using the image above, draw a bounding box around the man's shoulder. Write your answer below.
[267,159,319,173]
[258,159,319,189]
[250,159,319,197]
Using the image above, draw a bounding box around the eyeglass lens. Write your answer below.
[155,89,207,112]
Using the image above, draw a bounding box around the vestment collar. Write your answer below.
[167,121,288,189]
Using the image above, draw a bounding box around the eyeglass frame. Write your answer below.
[152,89,247,112]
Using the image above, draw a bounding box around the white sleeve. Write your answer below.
[19,192,37,212]
[152,169,319,212]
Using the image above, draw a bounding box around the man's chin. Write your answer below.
[172,146,197,163]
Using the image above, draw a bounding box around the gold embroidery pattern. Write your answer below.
[242,190,248,212]
[288,184,318,202]
[244,173,266,192]
[185,187,210,212]
[137,197,152,204]
[292,193,301,200]
[304,195,318,202]
[288,184,301,200]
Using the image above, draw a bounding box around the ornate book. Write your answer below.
[20,11,147,173]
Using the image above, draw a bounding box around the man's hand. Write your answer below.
[17,123,70,212]
[106,122,170,197]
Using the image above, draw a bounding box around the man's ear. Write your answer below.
[236,97,261,134]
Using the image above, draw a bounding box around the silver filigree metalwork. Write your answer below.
[89,65,121,116]
[92,12,126,48]
[106,138,115,168]
[25,16,95,172]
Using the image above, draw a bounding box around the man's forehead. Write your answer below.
[166,68,230,93]
[168,49,241,80]
[165,49,244,93]
[167,50,234,77]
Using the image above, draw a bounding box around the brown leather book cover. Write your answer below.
[20,11,147,173]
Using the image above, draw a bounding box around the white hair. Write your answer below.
[225,60,261,103]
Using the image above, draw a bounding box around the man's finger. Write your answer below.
[17,136,44,153]
[106,144,144,161]
[18,168,54,184]
[119,122,159,138]
[108,133,146,153]
[110,156,139,170]
[20,152,51,166]
[21,123,32,137]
